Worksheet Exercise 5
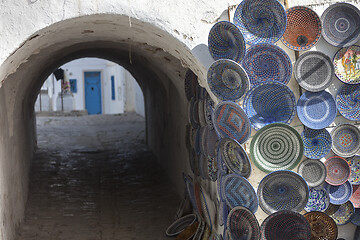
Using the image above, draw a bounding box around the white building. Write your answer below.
[35,58,145,116]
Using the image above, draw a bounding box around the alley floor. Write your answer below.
[15,113,180,240]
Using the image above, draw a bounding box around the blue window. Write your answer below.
[69,79,77,93]
[111,75,115,100]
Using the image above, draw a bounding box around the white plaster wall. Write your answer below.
[34,92,50,112]
[133,79,145,117]
[124,71,145,117]
[36,58,136,114]
[0,0,242,87]
[103,62,126,114]
[62,58,107,112]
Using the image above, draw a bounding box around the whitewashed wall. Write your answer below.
[34,58,144,116]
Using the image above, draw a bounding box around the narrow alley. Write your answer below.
[15,113,180,240]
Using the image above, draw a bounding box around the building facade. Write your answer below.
[35,58,145,116]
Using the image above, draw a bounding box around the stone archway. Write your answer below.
[0,14,203,239]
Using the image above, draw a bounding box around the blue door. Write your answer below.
[85,71,102,115]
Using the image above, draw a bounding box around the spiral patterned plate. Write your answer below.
[219,138,251,178]
[243,82,296,130]
[281,6,322,51]
[336,83,360,120]
[328,201,355,225]
[208,21,246,63]
[333,45,360,84]
[331,124,360,158]
[260,210,311,240]
[241,43,292,86]
[220,173,258,213]
[258,170,309,215]
[297,91,337,129]
[213,101,251,144]
[324,156,351,186]
[305,186,330,212]
[294,51,334,92]
[227,206,260,240]
[347,155,360,185]
[208,59,249,102]
[324,181,353,205]
[301,128,332,160]
[250,123,304,173]
[298,159,327,188]
[233,0,287,45]
[304,211,338,240]
[321,2,360,47]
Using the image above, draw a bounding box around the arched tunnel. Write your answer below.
[0,13,206,239]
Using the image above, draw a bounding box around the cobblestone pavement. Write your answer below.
[15,113,180,240]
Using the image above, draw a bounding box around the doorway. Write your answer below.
[85,71,102,115]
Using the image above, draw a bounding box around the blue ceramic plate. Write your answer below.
[347,155,360,185]
[321,2,360,47]
[243,82,296,130]
[213,101,251,144]
[304,186,330,212]
[324,181,353,205]
[221,173,258,213]
[242,43,292,86]
[219,138,251,178]
[208,21,246,63]
[233,0,287,45]
[328,201,355,225]
[336,83,360,121]
[207,59,249,102]
[297,91,337,129]
[257,170,309,215]
[301,128,332,160]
